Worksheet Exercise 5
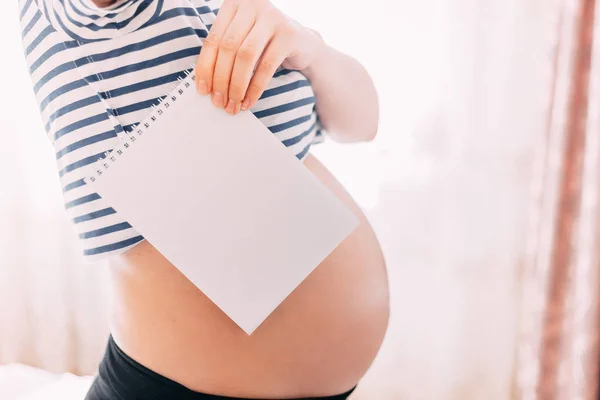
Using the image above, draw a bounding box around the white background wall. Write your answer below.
[1,1,556,399]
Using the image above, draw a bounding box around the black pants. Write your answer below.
[85,336,357,400]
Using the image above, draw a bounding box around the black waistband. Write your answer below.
[89,335,357,400]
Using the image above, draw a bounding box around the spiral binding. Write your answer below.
[84,66,197,185]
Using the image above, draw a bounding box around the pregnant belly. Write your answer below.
[107,154,390,399]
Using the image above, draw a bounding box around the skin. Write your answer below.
[109,154,390,398]
[93,0,389,397]
[91,0,120,6]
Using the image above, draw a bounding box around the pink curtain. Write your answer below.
[516,0,600,399]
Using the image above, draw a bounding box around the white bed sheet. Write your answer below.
[0,364,93,400]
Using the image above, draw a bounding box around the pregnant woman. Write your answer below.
[19,0,389,398]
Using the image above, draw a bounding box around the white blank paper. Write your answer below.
[90,79,358,334]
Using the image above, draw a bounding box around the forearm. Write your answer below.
[302,35,379,142]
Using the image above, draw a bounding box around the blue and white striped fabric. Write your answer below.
[19,0,324,261]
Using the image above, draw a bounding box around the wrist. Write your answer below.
[300,28,330,77]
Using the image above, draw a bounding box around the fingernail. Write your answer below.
[212,92,224,107]
[241,98,250,111]
[225,99,236,114]
[197,80,209,95]
[234,103,241,115]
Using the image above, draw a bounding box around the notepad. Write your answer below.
[85,70,358,334]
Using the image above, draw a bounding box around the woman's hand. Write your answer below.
[194,0,325,115]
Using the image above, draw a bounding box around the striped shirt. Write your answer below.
[19,0,324,261]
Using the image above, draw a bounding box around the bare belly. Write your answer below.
[107,154,390,399]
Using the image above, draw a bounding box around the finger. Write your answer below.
[195,2,237,96]
[228,22,273,114]
[212,9,256,113]
[243,36,290,111]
